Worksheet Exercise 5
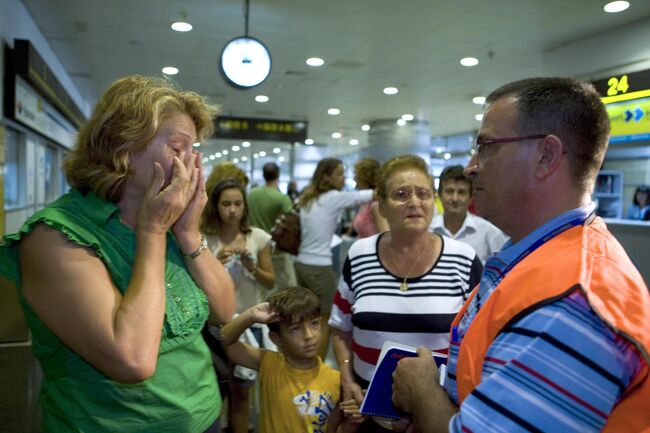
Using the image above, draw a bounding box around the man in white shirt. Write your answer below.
[430,165,508,264]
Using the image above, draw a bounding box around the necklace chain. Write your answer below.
[386,240,428,291]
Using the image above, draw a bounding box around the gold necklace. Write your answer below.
[385,241,428,291]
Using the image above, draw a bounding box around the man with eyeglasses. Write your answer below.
[392,77,650,432]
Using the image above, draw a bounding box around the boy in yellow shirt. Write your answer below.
[221,287,364,433]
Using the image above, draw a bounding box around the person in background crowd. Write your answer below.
[0,75,236,432]
[295,158,374,360]
[208,161,249,189]
[287,180,300,203]
[430,165,508,264]
[201,178,275,433]
[330,155,482,433]
[392,77,650,433]
[248,162,297,291]
[221,287,365,433]
[626,184,650,220]
[352,158,389,238]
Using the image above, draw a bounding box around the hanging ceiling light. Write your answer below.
[219,0,272,89]
[171,11,193,32]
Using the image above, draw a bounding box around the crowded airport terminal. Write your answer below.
[0,1,649,432]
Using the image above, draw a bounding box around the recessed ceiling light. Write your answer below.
[278,156,285,162]
[171,21,193,32]
[444,153,452,160]
[401,114,414,121]
[259,151,267,157]
[255,95,269,103]
[162,66,179,75]
[396,119,406,126]
[215,152,222,158]
[273,147,281,154]
[232,145,240,151]
[209,155,215,160]
[222,150,229,155]
[332,132,342,139]
[242,141,251,147]
[233,158,239,163]
[604,1,630,12]
[253,153,259,159]
[241,156,248,162]
[472,96,486,105]
[475,114,484,121]
[460,57,479,67]
[349,139,359,146]
[193,142,201,147]
[327,108,340,115]
[305,138,314,145]
[361,124,370,131]
[306,57,325,67]
[202,157,209,163]
[383,87,399,95]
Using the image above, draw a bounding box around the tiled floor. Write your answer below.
[0,346,42,433]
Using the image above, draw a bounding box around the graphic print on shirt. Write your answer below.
[292,389,336,432]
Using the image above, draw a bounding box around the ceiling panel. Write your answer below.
[21,0,650,161]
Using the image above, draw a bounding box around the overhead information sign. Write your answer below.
[593,69,650,98]
[214,116,307,142]
[594,70,650,144]
[605,97,650,143]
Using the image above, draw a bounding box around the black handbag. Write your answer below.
[270,209,301,255]
[201,324,233,400]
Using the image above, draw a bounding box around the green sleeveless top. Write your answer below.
[0,189,221,432]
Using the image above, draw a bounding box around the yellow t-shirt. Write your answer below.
[259,351,341,433]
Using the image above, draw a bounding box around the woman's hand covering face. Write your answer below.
[138,149,201,235]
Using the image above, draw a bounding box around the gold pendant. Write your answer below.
[400,282,408,291]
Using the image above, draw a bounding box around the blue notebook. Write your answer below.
[359,341,447,420]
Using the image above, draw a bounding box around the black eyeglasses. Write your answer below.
[474,134,548,156]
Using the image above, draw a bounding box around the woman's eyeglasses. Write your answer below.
[390,186,434,202]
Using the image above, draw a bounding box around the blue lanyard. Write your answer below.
[484,212,595,281]
[453,210,596,342]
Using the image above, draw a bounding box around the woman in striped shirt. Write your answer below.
[329,155,483,432]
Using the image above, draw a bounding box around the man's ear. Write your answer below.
[535,134,564,180]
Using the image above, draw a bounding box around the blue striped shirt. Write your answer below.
[446,204,645,432]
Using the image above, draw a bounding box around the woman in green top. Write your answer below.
[0,76,235,432]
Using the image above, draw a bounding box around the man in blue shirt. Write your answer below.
[391,78,650,433]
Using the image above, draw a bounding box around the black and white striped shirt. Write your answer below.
[329,232,483,384]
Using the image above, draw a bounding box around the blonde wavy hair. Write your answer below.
[63,75,219,202]
[377,155,433,199]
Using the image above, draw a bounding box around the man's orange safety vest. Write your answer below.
[450,217,650,432]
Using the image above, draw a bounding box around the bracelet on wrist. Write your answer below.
[180,234,207,260]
